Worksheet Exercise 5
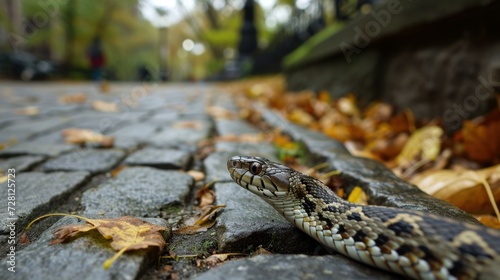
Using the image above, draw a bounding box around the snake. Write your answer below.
[227,156,500,280]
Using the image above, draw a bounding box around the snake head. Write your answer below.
[227,156,293,198]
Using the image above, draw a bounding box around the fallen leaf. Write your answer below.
[62,128,114,147]
[173,121,202,130]
[110,166,126,177]
[345,141,381,161]
[476,215,500,229]
[206,106,235,119]
[215,134,263,143]
[15,106,39,116]
[196,253,245,267]
[250,245,272,257]
[162,264,174,273]
[364,102,392,122]
[58,93,88,104]
[174,205,225,235]
[395,125,443,173]
[366,133,408,161]
[461,110,500,164]
[0,176,7,184]
[187,170,205,182]
[347,186,368,205]
[287,109,315,126]
[92,100,119,112]
[99,80,111,93]
[26,213,168,269]
[0,138,17,151]
[336,94,360,118]
[196,184,216,208]
[19,232,30,245]
[411,165,500,215]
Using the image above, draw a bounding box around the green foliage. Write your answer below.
[19,0,158,80]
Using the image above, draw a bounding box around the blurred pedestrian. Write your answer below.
[87,37,105,81]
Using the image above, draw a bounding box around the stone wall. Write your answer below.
[284,0,500,132]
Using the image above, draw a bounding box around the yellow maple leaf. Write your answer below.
[26,214,168,269]
[395,125,443,174]
[347,186,368,205]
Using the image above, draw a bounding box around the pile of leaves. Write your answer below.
[222,75,500,227]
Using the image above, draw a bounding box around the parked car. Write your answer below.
[0,51,57,80]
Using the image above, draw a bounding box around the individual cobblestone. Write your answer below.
[125,148,191,170]
[1,216,170,280]
[192,254,399,280]
[214,119,259,136]
[0,143,76,157]
[0,117,69,142]
[0,171,90,234]
[81,167,193,216]
[0,155,45,172]
[110,123,159,150]
[146,111,179,125]
[42,149,125,174]
[215,182,319,254]
[148,119,213,150]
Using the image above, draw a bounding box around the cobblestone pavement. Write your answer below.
[0,82,480,279]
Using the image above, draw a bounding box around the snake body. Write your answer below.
[227,156,500,280]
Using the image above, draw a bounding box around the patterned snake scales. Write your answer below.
[227,156,500,280]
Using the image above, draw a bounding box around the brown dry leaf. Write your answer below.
[15,106,39,116]
[92,100,119,112]
[336,94,360,118]
[215,133,263,143]
[287,109,315,126]
[344,141,381,161]
[62,128,114,147]
[367,133,408,161]
[250,245,272,257]
[410,165,500,214]
[347,186,368,205]
[162,264,174,273]
[389,111,412,134]
[0,138,17,151]
[59,93,88,104]
[197,253,245,268]
[364,102,393,122]
[0,176,7,184]
[187,170,205,182]
[99,80,111,93]
[174,205,225,235]
[27,214,168,269]
[318,90,331,103]
[476,215,500,229]
[461,110,500,164]
[110,166,126,177]
[206,106,235,119]
[19,232,30,245]
[173,121,202,130]
[395,126,443,174]
[273,134,297,150]
[196,180,216,208]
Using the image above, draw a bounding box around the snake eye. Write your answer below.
[249,162,262,175]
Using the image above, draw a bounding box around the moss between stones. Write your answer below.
[283,22,344,68]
